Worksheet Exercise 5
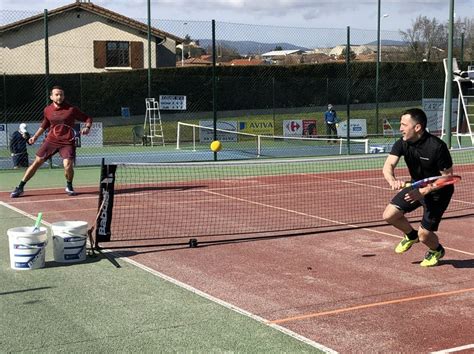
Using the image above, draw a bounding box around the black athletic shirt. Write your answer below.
[389,131,453,182]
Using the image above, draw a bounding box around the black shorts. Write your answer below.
[390,185,454,231]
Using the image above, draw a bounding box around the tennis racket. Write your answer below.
[49,124,79,143]
[403,175,461,189]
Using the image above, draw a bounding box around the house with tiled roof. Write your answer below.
[261,49,306,65]
[227,58,267,66]
[1,0,183,74]
[180,56,213,67]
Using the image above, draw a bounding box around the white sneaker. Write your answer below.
[65,187,77,196]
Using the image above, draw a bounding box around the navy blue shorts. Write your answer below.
[390,185,454,231]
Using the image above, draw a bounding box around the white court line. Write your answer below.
[204,189,348,225]
[0,183,98,193]
[431,343,474,353]
[0,201,53,228]
[7,195,98,204]
[121,256,337,353]
[0,200,336,354]
[203,190,474,257]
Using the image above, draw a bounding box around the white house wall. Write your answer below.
[2,11,158,74]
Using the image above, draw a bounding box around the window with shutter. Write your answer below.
[106,41,129,67]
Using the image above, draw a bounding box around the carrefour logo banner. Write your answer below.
[239,120,274,135]
[283,120,303,136]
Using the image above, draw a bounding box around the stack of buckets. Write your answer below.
[8,221,88,270]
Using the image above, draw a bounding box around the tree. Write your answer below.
[400,16,447,61]
[204,43,240,58]
[400,15,474,62]
[339,47,356,60]
[183,34,192,44]
[454,17,474,64]
[274,45,283,51]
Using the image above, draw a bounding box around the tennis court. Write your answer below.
[1,149,473,352]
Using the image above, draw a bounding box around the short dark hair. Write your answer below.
[402,108,427,130]
[50,85,64,94]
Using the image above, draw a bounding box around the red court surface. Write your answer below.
[1,185,473,353]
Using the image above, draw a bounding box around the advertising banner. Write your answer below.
[337,119,367,137]
[283,120,303,137]
[423,98,457,134]
[0,122,102,148]
[159,95,187,110]
[199,120,238,143]
[303,120,317,136]
[238,120,274,135]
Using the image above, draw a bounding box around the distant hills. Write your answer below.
[363,39,406,46]
[198,39,310,55]
[197,39,407,55]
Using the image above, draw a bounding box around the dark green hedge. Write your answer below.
[2,62,446,120]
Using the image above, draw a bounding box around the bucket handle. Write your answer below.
[58,230,86,238]
[15,240,48,249]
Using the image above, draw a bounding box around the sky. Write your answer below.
[3,0,472,48]
[3,0,472,31]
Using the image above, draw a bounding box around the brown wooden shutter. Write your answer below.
[130,41,144,69]
[93,41,106,68]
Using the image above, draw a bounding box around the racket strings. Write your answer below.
[433,175,461,188]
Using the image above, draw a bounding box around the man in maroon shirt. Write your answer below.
[11,86,93,198]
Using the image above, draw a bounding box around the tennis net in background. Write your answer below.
[96,148,474,247]
[176,122,369,158]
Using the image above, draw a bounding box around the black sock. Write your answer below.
[436,244,444,252]
[407,229,418,240]
[19,180,26,189]
[67,181,73,190]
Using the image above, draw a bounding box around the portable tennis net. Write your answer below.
[176,122,369,158]
[95,148,474,247]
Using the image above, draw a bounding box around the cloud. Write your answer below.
[105,0,463,20]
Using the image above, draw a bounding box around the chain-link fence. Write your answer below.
[1,7,473,168]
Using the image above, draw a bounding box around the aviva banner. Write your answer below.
[239,120,274,135]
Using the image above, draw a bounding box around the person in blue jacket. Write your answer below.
[324,104,339,143]
[10,123,30,169]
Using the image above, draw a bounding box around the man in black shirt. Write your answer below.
[382,108,454,267]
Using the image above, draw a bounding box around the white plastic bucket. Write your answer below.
[8,226,48,270]
[52,221,88,263]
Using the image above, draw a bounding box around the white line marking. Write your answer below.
[0,183,98,193]
[204,189,348,225]
[120,255,338,353]
[431,343,474,353]
[0,201,53,228]
[202,191,474,256]
[0,200,337,353]
[8,196,98,204]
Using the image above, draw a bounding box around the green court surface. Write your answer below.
[0,206,322,352]
[0,166,101,192]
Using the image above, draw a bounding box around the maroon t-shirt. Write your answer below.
[42,102,92,145]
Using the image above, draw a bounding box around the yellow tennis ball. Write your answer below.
[210,140,222,152]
